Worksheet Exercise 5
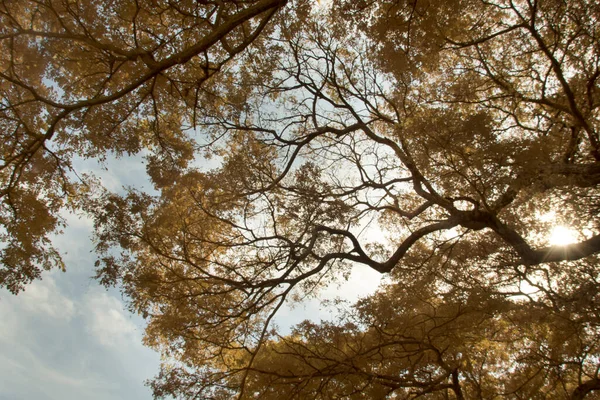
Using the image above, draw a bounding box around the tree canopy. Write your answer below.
[2,0,600,398]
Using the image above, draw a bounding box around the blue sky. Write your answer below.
[0,213,161,400]
[0,154,160,399]
[0,153,382,399]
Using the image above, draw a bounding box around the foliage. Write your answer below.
[3,0,600,398]
[0,0,287,292]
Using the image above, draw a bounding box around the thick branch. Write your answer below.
[379,219,460,273]
[458,209,600,265]
[571,378,600,400]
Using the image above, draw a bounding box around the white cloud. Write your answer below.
[0,344,107,391]
[83,290,139,348]
[17,276,76,321]
[0,278,160,400]
[0,280,116,400]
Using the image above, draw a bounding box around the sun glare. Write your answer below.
[548,225,578,246]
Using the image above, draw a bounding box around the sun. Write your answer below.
[548,225,578,246]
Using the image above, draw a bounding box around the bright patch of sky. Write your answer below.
[537,211,581,246]
[548,225,578,246]
[314,0,332,11]
[275,264,382,331]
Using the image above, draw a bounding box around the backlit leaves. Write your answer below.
[3,0,600,398]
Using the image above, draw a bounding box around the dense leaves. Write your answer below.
[3,0,600,398]
[0,0,287,292]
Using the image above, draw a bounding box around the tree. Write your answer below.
[4,0,600,398]
[230,276,600,399]
[0,0,288,293]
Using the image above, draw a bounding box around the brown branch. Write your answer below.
[445,23,527,49]
[379,219,460,273]
[526,21,600,159]
[457,208,600,265]
[571,378,600,400]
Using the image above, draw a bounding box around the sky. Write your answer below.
[0,154,160,399]
[0,212,161,400]
[0,154,383,399]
